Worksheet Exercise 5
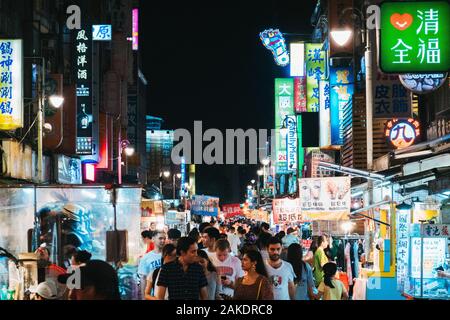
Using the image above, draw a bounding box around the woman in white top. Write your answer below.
[145,244,176,300]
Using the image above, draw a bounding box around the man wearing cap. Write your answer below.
[58,260,120,300]
[30,281,58,300]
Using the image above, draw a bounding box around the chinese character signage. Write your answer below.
[411,237,446,279]
[396,208,411,291]
[399,72,447,94]
[306,43,326,112]
[373,72,412,118]
[273,198,302,224]
[260,29,289,66]
[299,177,351,221]
[385,118,420,149]
[132,9,139,51]
[294,77,307,113]
[275,78,294,174]
[0,39,23,131]
[286,116,297,172]
[222,204,242,219]
[290,43,305,77]
[73,27,93,155]
[191,195,219,217]
[380,1,450,73]
[421,224,450,237]
[330,67,353,145]
[92,25,112,41]
[319,80,331,147]
[297,115,304,178]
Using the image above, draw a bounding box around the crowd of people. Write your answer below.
[28,219,350,300]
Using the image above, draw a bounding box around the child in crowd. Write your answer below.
[317,262,349,300]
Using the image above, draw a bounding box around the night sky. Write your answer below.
[141,0,317,203]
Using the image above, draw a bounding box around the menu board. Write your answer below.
[411,238,447,279]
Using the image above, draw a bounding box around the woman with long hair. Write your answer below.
[145,244,177,300]
[197,249,222,300]
[233,249,273,300]
[287,243,316,300]
[317,262,348,300]
[313,235,330,287]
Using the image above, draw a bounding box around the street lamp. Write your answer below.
[48,95,64,109]
[330,29,353,46]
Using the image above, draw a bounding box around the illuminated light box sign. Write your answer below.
[319,80,331,147]
[73,27,93,155]
[92,25,112,41]
[290,43,305,77]
[286,115,297,171]
[373,72,412,119]
[0,39,23,131]
[132,9,139,51]
[330,66,354,146]
[274,78,294,174]
[260,29,289,66]
[191,195,219,217]
[294,77,307,113]
[385,118,420,149]
[380,1,450,73]
[399,72,447,94]
[306,43,326,112]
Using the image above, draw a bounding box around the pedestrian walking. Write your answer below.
[197,249,222,300]
[145,244,177,300]
[156,237,208,300]
[317,262,349,300]
[287,243,316,300]
[313,235,330,287]
[265,237,296,300]
[234,249,273,300]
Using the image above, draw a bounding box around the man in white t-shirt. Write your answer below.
[265,236,295,300]
[201,226,221,258]
[226,226,240,256]
[210,239,244,298]
[137,231,166,299]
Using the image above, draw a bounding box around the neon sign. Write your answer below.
[260,29,289,66]
[385,118,420,149]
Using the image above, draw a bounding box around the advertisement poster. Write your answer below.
[222,204,242,219]
[191,195,219,217]
[411,237,446,279]
[0,39,23,131]
[330,66,354,145]
[299,177,351,221]
[273,198,302,224]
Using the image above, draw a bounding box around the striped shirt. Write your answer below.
[157,259,208,300]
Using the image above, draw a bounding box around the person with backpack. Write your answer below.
[144,244,176,300]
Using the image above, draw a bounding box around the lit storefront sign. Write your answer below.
[273,198,302,224]
[385,118,420,149]
[373,72,412,118]
[319,80,331,147]
[297,114,304,178]
[74,27,93,155]
[222,204,242,219]
[294,77,307,113]
[132,9,139,51]
[286,116,297,172]
[275,78,294,174]
[380,1,450,73]
[290,43,305,77]
[306,43,326,112]
[92,25,112,41]
[330,66,353,146]
[396,207,411,291]
[260,29,289,66]
[191,195,219,217]
[0,39,23,130]
[399,72,447,94]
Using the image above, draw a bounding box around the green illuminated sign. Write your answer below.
[380,1,450,73]
[275,78,294,174]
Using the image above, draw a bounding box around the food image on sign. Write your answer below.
[299,177,351,221]
[385,118,420,149]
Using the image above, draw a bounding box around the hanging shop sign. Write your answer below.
[290,43,305,77]
[272,198,302,224]
[73,27,93,155]
[411,237,447,279]
[286,116,297,172]
[330,66,354,145]
[421,224,450,237]
[297,115,304,178]
[299,177,351,221]
[294,77,307,113]
[373,72,412,118]
[385,118,420,149]
[0,39,23,131]
[275,78,294,174]
[92,25,112,41]
[260,29,289,66]
[222,204,242,219]
[399,72,447,94]
[306,43,326,112]
[191,195,219,217]
[132,9,139,51]
[396,208,411,291]
[165,210,186,225]
[319,80,331,147]
[245,210,270,223]
[55,155,82,184]
[380,1,450,73]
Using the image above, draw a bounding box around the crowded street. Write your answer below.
[0,0,449,310]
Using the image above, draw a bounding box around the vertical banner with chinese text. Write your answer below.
[275,78,294,174]
[306,43,326,112]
